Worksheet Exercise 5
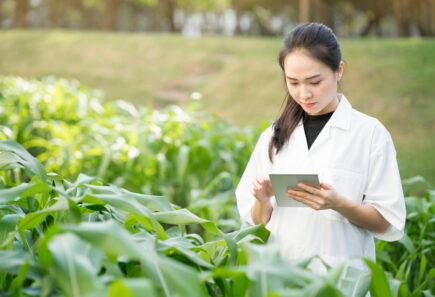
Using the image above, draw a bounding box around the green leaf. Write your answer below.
[365,259,393,297]
[0,140,47,182]
[18,196,69,231]
[48,233,104,297]
[154,208,209,224]
[82,191,168,239]
[0,214,18,248]
[418,254,427,286]
[0,250,27,272]
[9,257,30,291]
[340,266,371,297]
[61,221,145,259]
[398,234,415,255]
[61,221,205,297]
[157,236,213,268]
[0,151,25,170]
[0,182,50,204]
[108,279,157,297]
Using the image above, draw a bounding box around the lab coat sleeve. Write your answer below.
[362,123,406,241]
[235,127,275,225]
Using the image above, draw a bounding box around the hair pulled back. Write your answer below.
[268,22,342,162]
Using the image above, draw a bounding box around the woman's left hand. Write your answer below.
[286,182,343,210]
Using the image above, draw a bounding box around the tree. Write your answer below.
[391,0,411,36]
[13,0,29,28]
[103,0,121,30]
[48,0,60,28]
[411,0,434,36]
[299,0,310,23]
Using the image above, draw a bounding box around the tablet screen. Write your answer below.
[269,174,320,207]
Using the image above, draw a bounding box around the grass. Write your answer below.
[0,30,434,182]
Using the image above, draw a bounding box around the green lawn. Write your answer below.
[0,30,434,182]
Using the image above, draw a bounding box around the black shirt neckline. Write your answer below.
[303,110,335,150]
[303,111,335,123]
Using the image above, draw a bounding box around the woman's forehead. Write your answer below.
[283,49,331,78]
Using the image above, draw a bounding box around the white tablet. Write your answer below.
[269,174,320,207]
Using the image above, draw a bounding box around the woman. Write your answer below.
[235,23,406,272]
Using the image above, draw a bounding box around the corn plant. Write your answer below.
[374,177,435,296]
[0,76,269,232]
[1,76,434,296]
[0,140,386,297]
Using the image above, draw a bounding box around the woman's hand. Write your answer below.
[251,176,274,203]
[251,176,274,225]
[287,182,391,233]
[286,182,344,210]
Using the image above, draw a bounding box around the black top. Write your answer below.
[303,111,334,150]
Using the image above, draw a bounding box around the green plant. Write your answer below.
[0,76,269,232]
[0,140,380,297]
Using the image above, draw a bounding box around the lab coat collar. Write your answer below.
[329,93,351,131]
[296,93,352,131]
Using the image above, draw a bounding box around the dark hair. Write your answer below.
[268,22,342,162]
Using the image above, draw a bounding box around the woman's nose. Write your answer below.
[300,85,312,99]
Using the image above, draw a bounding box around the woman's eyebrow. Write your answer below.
[286,74,322,81]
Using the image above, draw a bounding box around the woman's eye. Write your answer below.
[289,82,298,86]
[311,81,321,85]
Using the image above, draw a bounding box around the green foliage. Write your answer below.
[0,77,434,296]
[0,140,376,297]
[374,177,435,296]
[0,76,267,232]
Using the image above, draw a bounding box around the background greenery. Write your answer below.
[0,31,434,182]
[0,76,434,296]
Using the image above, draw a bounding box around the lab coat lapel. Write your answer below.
[307,94,351,153]
[307,122,331,153]
[293,122,309,159]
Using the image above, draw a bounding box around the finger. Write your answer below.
[290,194,321,210]
[297,182,322,195]
[256,177,266,186]
[320,182,333,190]
[253,179,263,189]
[288,189,324,206]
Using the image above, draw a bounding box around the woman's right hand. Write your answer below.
[251,176,274,203]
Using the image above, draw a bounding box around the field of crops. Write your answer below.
[0,76,434,296]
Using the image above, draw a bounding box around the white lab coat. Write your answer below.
[236,94,406,273]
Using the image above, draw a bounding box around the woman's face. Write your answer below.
[283,49,343,115]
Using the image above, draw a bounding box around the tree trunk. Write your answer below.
[103,0,120,31]
[312,0,334,29]
[233,0,245,35]
[163,0,177,32]
[148,3,161,31]
[129,3,141,32]
[391,0,411,36]
[48,0,59,28]
[299,0,310,23]
[13,0,29,28]
[414,0,433,36]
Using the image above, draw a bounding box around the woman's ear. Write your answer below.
[336,61,344,81]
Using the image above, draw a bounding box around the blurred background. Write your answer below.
[1,0,434,36]
[0,0,434,182]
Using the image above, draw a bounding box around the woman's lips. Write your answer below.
[302,102,316,108]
